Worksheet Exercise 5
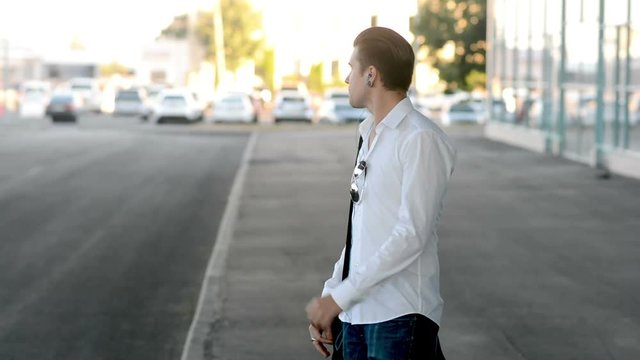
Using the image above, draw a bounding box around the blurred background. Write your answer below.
[2,0,638,177]
[0,0,489,127]
[1,1,640,359]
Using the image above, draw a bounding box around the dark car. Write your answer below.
[46,92,80,122]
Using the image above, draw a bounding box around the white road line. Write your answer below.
[180,131,257,360]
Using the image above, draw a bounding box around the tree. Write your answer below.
[99,62,130,77]
[255,48,275,92]
[412,0,487,91]
[159,0,263,73]
[307,63,324,94]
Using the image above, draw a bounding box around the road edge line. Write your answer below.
[180,131,258,360]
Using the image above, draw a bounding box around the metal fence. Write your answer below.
[487,0,640,166]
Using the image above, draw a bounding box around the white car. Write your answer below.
[273,90,313,123]
[441,100,487,126]
[212,92,257,123]
[113,89,146,116]
[151,89,203,124]
[141,85,166,120]
[317,89,368,124]
[19,91,48,118]
[69,78,102,113]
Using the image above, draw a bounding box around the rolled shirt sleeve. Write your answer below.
[329,130,456,312]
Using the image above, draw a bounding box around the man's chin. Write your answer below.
[349,101,365,109]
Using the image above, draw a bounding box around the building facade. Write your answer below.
[486,0,640,179]
[137,39,195,87]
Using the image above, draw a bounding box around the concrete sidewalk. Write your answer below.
[200,125,640,359]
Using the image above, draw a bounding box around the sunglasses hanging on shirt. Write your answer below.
[349,160,367,204]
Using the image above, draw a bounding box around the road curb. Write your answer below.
[180,131,258,360]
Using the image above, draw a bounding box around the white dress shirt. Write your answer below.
[322,97,456,326]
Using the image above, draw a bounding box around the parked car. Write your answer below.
[317,90,368,124]
[151,89,203,124]
[440,100,487,126]
[272,90,313,123]
[212,92,258,123]
[113,89,146,116]
[19,91,48,118]
[46,91,81,122]
[69,78,102,113]
[140,85,166,120]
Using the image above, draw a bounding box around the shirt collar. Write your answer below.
[358,97,413,138]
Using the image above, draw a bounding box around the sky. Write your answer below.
[0,0,205,63]
[0,0,418,68]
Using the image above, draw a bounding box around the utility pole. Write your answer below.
[187,8,200,88]
[212,0,226,90]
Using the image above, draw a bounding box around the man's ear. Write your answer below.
[367,66,376,79]
[367,67,377,87]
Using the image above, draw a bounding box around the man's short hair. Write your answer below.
[353,27,415,92]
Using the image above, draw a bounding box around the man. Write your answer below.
[306,27,456,359]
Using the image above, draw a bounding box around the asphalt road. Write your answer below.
[3,112,639,360]
[0,117,250,360]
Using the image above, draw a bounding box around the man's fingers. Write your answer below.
[309,324,334,344]
[309,324,322,339]
[314,336,333,344]
[315,330,334,344]
[324,327,334,342]
[312,340,330,358]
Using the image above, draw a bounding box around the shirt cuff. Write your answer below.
[328,279,359,312]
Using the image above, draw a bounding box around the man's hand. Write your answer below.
[306,295,342,336]
[308,323,333,358]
